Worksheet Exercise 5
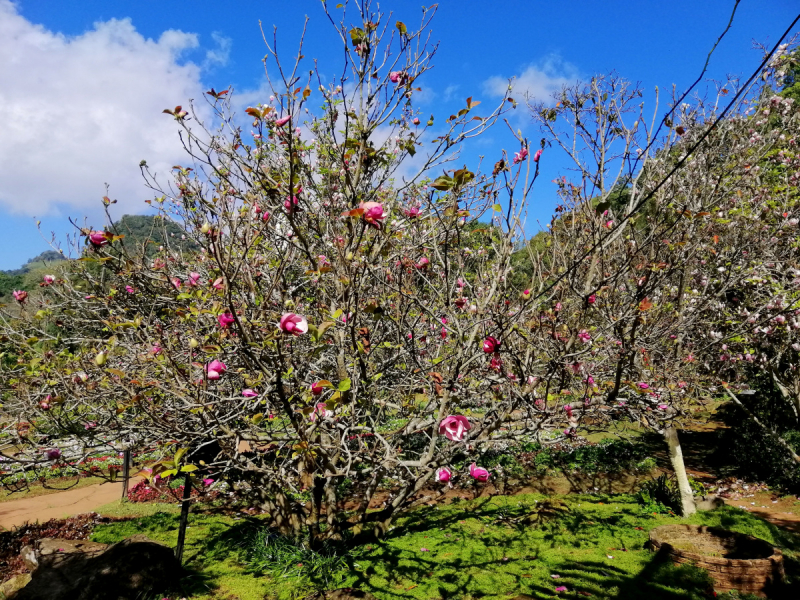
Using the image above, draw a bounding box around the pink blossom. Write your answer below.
[205,360,227,380]
[440,327,447,339]
[469,463,490,482]
[279,313,309,336]
[435,467,452,483]
[125,285,135,294]
[274,115,291,127]
[212,277,224,290]
[311,381,324,396]
[42,274,55,285]
[242,389,259,398]
[438,415,471,442]
[637,382,650,390]
[389,71,405,83]
[359,202,386,226]
[202,478,215,486]
[45,448,61,461]
[188,272,201,286]
[404,206,421,218]
[12,290,27,303]
[218,312,236,328]
[457,278,466,288]
[84,422,97,430]
[416,257,430,269]
[588,294,596,305]
[171,277,182,290]
[284,196,300,214]
[513,148,529,164]
[533,149,543,163]
[483,336,501,354]
[151,345,162,355]
[309,402,329,421]
[88,231,109,247]
[657,404,669,410]
[578,329,591,343]
[555,586,567,593]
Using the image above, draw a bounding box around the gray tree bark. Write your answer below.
[664,426,696,516]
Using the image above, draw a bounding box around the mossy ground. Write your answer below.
[91,494,800,600]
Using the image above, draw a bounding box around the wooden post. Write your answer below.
[175,475,192,563]
[121,449,131,500]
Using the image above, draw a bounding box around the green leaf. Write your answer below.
[337,378,352,392]
[180,465,198,472]
[492,204,502,212]
[174,447,188,465]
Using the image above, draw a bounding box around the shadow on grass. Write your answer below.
[89,501,800,600]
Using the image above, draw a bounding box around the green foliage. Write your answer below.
[0,250,64,298]
[716,374,800,493]
[636,474,680,515]
[112,214,197,258]
[524,438,656,474]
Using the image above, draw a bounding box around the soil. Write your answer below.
[0,478,139,531]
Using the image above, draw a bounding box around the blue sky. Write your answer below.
[1,0,797,270]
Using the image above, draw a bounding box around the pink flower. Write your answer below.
[513,148,529,164]
[359,202,385,227]
[12,290,27,303]
[151,345,162,355]
[438,415,471,442]
[45,448,61,461]
[389,71,404,83]
[311,381,324,396]
[637,382,650,390]
[658,404,669,410]
[413,117,420,125]
[205,360,227,380]
[188,272,201,286]
[42,274,55,285]
[211,277,224,290]
[171,277,182,290]
[310,402,329,421]
[483,336,501,354]
[588,294,596,305]
[274,115,291,127]
[88,231,109,247]
[125,285,135,294]
[578,329,591,343]
[440,327,447,339]
[404,206,421,218]
[202,478,215,486]
[84,421,97,430]
[242,389,259,398]
[284,196,300,214]
[469,463,490,482]
[457,278,466,288]
[279,313,308,336]
[218,312,235,328]
[436,467,452,483]
[416,257,430,269]
[555,586,567,593]
[533,149,543,163]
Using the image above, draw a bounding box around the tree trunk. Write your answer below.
[664,426,696,516]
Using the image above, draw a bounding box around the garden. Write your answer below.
[1,1,800,598]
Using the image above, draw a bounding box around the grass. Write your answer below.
[86,494,800,600]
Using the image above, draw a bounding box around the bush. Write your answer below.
[716,375,800,493]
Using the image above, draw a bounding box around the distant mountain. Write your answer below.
[1,215,196,299]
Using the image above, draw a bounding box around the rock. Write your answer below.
[11,536,180,600]
[20,538,108,571]
[0,574,31,599]
[695,494,725,511]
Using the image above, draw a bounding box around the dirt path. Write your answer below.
[0,479,138,530]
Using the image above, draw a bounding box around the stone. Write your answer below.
[11,536,180,600]
[695,494,725,512]
[0,574,31,599]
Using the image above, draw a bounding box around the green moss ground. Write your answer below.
[91,495,800,600]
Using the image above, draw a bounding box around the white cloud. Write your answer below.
[483,55,579,104]
[204,32,232,69]
[0,0,214,217]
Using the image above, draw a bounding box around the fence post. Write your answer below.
[175,475,192,563]
[121,448,131,500]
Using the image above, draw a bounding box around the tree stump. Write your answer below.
[649,524,784,597]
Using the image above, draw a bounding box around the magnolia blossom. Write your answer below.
[359,202,385,226]
[416,257,430,269]
[274,115,291,127]
[513,148,529,164]
[533,149,543,163]
[125,285,135,294]
[279,313,308,335]
[469,463,490,482]
[171,277,182,289]
[12,290,27,303]
[188,272,201,286]
[588,294,596,305]
[311,381,324,396]
[404,206,421,218]
[389,71,405,83]
[205,360,227,380]
[310,402,329,421]
[637,382,650,390]
[88,231,109,247]
[439,415,471,441]
[202,478,215,486]
[218,312,235,328]
[42,274,55,285]
[578,330,591,343]
[483,336,500,354]
[212,277,224,290]
[45,448,61,460]
[435,467,452,483]
[242,389,259,398]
